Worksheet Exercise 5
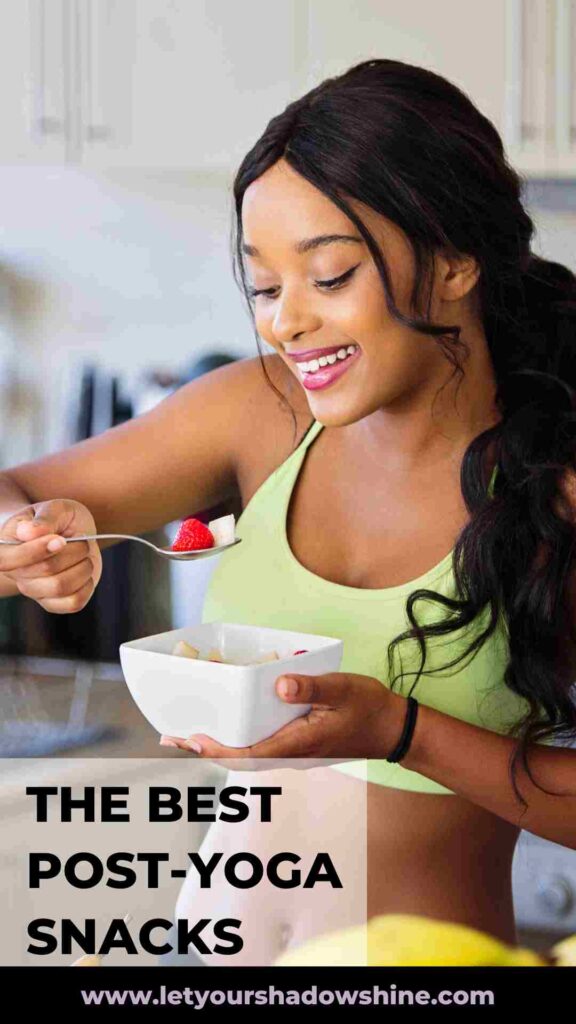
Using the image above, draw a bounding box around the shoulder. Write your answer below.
[206,353,314,496]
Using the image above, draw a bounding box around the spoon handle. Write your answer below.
[0,533,159,552]
[63,534,160,552]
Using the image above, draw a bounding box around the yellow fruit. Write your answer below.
[274,915,546,967]
[172,640,199,659]
[71,953,102,967]
[548,933,576,967]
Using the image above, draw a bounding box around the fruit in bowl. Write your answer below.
[119,622,343,747]
[170,640,309,665]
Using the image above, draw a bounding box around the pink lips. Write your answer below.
[286,344,349,362]
[297,348,361,391]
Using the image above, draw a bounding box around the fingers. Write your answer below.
[86,539,103,586]
[4,539,91,579]
[276,672,349,708]
[0,533,65,571]
[38,577,95,615]
[16,557,95,608]
[12,500,74,542]
[169,715,315,760]
[0,499,100,615]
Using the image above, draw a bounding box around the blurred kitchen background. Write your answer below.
[0,0,575,952]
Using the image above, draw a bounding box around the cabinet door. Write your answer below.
[79,0,305,172]
[0,0,68,163]
[304,0,507,140]
[505,0,573,176]
[554,0,576,174]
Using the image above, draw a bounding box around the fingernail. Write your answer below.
[47,538,65,552]
[184,738,203,753]
[159,737,179,748]
[278,676,298,698]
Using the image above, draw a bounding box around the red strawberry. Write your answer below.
[171,518,214,551]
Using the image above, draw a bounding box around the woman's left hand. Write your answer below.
[159,672,408,765]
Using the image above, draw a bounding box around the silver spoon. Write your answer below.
[0,534,241,562]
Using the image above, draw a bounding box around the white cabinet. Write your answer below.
[1,1,574,176]
[304,0,576,178]
[80,0,303,172]
[0,0,304,172]
[0,0,118,163]
[505,0,576,176]
[0,0,68,162]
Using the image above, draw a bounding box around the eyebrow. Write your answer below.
[242,233,363,257]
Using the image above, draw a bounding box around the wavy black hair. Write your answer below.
[230,58,576,812]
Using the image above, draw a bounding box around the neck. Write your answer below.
[348,332,501,473]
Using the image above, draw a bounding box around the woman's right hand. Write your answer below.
[0,498,102,614]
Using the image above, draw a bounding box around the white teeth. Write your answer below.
[296,345,358,375]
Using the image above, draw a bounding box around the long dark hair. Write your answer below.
[231,58,576,811]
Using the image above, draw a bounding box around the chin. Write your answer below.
[306,395,372,429]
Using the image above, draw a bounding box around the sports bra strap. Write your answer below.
[487,461,499,498]
[295,419,324,453]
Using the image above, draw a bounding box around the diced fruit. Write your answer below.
[252,651,279,664]
[292,650,309,655]
[207,513,236,546]
[550,933,576,967]
[171,518,214,551]
[168,643,287,665]
[171,640,199,659]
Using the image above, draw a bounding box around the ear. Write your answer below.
[435,251,480,302]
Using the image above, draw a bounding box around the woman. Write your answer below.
[0,59,575,964]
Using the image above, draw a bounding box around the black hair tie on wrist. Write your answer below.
[385,696,419,763]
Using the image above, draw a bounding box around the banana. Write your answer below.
[71,953,102,967]
[274,914,548,967]
[548,933,576,967]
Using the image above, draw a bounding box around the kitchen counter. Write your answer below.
[0,654,189,758]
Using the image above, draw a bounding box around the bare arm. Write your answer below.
[0,354,308,599]
[1,361,245,536]
[2,354,308,535]
[394,702,576,848]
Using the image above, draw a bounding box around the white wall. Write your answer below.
[0,166,264,459]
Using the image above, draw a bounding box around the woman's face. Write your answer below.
[241,158,476,428]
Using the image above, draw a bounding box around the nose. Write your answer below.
[271,286,322,345]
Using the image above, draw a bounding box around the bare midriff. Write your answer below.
[365,783,520,946]
[175,767,520,967]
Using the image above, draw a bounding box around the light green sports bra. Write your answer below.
[202,419,541,795]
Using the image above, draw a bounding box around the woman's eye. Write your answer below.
[248,263,359,299]
[316,264,359,290]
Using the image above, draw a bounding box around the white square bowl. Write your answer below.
[119,621,343,747]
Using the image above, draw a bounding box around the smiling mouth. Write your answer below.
[293,344,359,377]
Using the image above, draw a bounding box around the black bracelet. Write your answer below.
[385,696,419,763]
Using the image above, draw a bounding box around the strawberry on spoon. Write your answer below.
[171,518,214,552]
